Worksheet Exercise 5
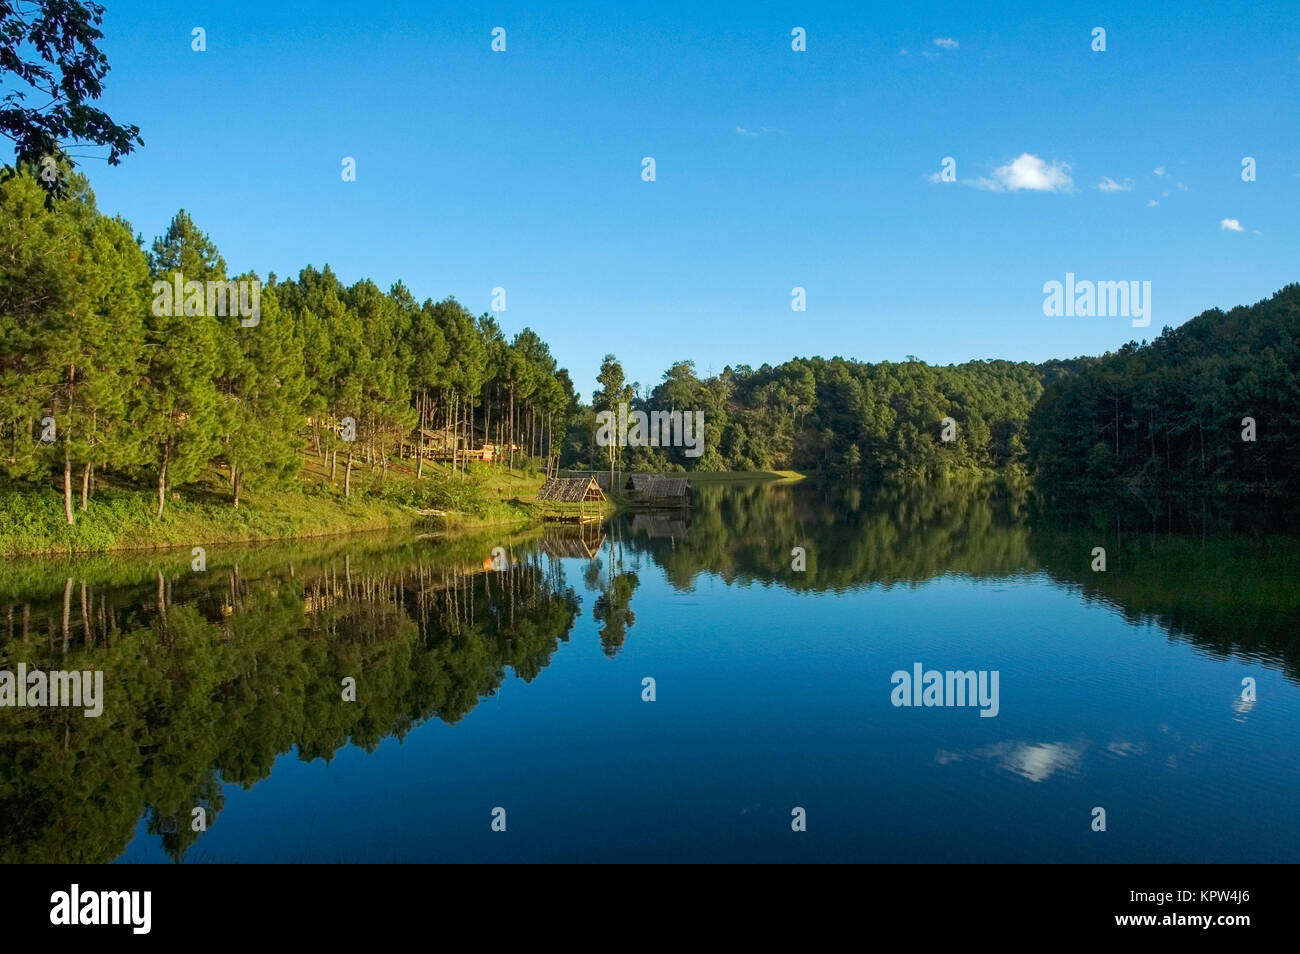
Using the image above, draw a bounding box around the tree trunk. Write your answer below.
[344,450,353,498]
[80,579,90,648]
[80,463,90,511]
[417,390,425,479]
[63,448,74,525]
[62,577,72,651]
[157,445,169,518]
[1114,394,1119,456]
[156,569,168,641]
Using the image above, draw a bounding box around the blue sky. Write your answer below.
[63,0,1300,394]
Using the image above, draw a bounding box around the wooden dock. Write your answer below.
[542,513,603,524]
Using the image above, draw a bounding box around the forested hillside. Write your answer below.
[568,354,1045,480]
[1028,284,1300,499]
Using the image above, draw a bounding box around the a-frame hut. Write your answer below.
[537,475,606,523]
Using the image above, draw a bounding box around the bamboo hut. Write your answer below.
[630,513,688,539]
[537,475,606,523]
[626,474,692,508]
[541,524,607,559]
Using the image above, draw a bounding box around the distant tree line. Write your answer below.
[1028,285,1300,501]
[566,353,1046,480]
[573,286,1300,498]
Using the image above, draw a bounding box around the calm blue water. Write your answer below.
[3,481,1297,863]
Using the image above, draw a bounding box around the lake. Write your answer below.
[2,479,1298,863]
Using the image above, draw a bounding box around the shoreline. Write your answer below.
[0,468,796,560]
[0,510,556,561]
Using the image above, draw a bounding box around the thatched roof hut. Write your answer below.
[627,474,691,505]
[540,526,606,560]
[538,475,606,524]
[631,513,688,539]
[538,475,606,503]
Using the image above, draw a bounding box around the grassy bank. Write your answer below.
[0,454,551,557]
[0,522,551,597]
[680,469,806,483]
[0,483,421,557]
[0,457,804,557]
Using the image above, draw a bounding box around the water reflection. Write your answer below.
[935,740,1086,782]
[0,532,579,862]
[1,479,1297,862]
[625,480,1300,678]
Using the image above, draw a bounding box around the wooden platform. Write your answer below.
[543,513,603,524]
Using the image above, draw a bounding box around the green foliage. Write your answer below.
[0,533,580,861]
[0,167,583,541]
[370,470,494,515]
[5,160,1294,548]
[627,480,1300,680]
[1028,285,1300,502]
[573,353,1044,479]
[0,0,143,178]
[0,482,419,556]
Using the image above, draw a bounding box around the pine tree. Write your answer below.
[135,211,225,516]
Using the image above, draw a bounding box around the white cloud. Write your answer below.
[734,126,758,138]
[1147,200,1159,207]
[1153,166,1166,176]
[1098,176,1133,192]
[1107,741,1145,757]
[1177,182,1189,191]
[936,741,1086,783]
[969,153,1074,192]
[899,48,909,55]
[1220,218,1244,232]
[934,37,959,49]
